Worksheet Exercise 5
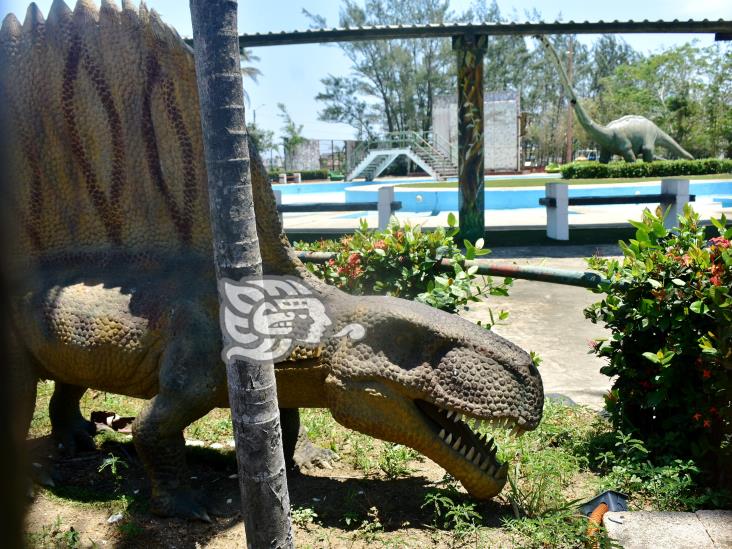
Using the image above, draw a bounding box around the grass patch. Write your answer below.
[396,173,729,189]
[28,384,730,547]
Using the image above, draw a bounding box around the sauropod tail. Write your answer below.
[656,129,694,161]
[0,0,212,264]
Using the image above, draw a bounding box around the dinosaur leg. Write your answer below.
[280,408,338,472]
[50,383,96,455]
[132,306,224,521]
[641,145,654,163]
[7,337,48,490]
[133,390,217,521]
[621,148,637,163]
[599,149,611,163]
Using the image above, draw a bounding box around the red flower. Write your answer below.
[703,419,711,428]
[328,258,336,267]
[709,236,730,249]
[709,407,718,416]
[681,254,692,267]
[710,275,723,287]
[702,369,712,379]
[373,239,388,251]
[692,412,702,421]
[348,253,361,265]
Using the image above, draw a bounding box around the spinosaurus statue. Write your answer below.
[535,34,694,163]
[2,0,543,520]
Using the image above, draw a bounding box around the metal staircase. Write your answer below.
[347,131,458,181]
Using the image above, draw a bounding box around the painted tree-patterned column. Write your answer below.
[453,34,487,243]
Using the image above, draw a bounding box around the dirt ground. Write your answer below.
[24,430,517,548]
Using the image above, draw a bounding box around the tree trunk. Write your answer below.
[189,1,293,547]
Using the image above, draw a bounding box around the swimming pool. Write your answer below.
[344,180,732,212]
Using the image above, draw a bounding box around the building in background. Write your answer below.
[432,91,521,173]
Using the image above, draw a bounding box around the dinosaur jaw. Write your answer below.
[414,399,510,495]
[325,377,524,499]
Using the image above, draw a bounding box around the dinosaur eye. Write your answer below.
[394,333,412,347]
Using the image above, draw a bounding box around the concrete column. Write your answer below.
[377,185,395,230]
[453,34,487,244]
[293,172,302,183]
[661,178,690,229]
[278,173,287,184]
[546,183,569,240]
[274,190,283,225]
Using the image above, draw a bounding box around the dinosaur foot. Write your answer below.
[150,489,211,522]
[52,417,97,456]
[293,433,339,472]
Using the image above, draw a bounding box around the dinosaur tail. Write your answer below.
[655,129,694,160]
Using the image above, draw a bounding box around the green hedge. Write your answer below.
[268,169,330,182]
[560,159,732,179]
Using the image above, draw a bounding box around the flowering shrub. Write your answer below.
[295,214,512,315]
[585,207,731,476]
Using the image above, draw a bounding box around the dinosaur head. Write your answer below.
[320,291,543,498]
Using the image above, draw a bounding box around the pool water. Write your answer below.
[274,178,732,213]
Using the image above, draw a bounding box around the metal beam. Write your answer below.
[295,251,610,289]
[225,20,732,48]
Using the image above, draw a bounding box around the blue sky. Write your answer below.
[3,0,731,144]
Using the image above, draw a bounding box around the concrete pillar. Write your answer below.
[546,183,569,240]
[274,190,283,225]
[378,185,395,230]
[661,178,690,229]
[453,33,487,244]
[278,173,287,184]
[293,172,302,183]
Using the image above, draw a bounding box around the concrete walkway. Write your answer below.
[461,244,619,409]
[604,510,732,548]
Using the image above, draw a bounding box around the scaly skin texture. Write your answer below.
[2,0,543,520]
[536,35,694,163]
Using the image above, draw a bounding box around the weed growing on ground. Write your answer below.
[379,443,418,479]
[26,516,84,549]
[422,483,482,537]
[291,506,319,530]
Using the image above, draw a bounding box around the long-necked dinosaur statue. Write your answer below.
[535,34,694,163]
[2,0,543,520]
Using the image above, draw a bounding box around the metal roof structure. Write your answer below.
[235,20,732,48]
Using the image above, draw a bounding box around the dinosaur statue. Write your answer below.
[535,35,694,163]
[1,0,543,520]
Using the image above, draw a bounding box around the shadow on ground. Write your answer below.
[28,436,511,548]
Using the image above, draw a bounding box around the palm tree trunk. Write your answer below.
[189,1,293,546]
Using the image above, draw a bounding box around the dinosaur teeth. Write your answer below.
[459,445,467,456]
[472,453,482,466]
[452,437,462,450]
[444,433,452,445]
[446,411,454,419]
[480,460,491,471]
[438,429,446,439]
[466,447,475,460]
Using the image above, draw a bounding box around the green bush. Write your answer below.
[295,214,512,314]
[585,207,732,478]
[561,158,732,179]
[545,162,561,173]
